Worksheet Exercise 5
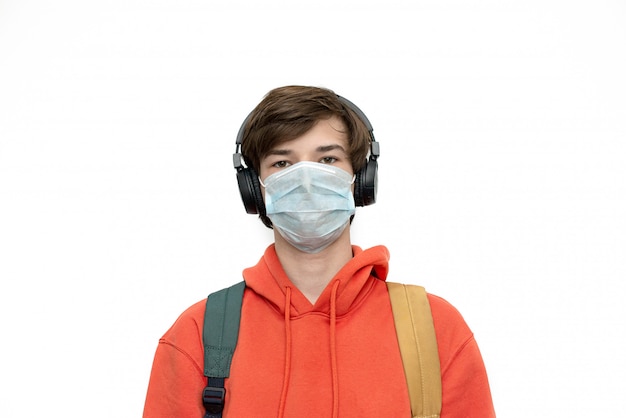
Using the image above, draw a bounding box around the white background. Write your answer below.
[1,0,624,416]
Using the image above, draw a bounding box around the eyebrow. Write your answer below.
[317,144,347,153]
[266,144,347,157]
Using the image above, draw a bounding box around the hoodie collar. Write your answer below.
[242,244,390,317]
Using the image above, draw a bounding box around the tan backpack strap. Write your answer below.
[387,282,442,418]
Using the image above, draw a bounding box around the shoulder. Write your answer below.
[425,294,495,415]
[426,293,470,330]
[160,298,207,347]
[426,292,473,338]
[144,299,210,416]
[384,282,475,361]
[425,293,476,371]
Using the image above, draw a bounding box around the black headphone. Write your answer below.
[233,95,380,227]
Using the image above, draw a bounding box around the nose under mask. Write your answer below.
[260,161,356,253]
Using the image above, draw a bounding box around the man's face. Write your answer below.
[258,116,353,185]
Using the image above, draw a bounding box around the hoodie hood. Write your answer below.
[242,244,390,317]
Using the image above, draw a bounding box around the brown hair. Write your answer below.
[240,85,372,174]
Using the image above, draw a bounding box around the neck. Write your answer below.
[274,228,353,304]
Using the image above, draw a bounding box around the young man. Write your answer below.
[143,86,495,417]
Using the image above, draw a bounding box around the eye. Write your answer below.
[271,160,290,169]
[320,156,337,164]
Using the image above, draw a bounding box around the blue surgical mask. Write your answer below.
[260,161,356,253]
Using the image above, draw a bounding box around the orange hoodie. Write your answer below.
[143,245,495,417]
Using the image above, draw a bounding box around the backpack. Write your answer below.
[201,281,442,418]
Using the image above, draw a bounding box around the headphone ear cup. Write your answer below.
[236,167,265,214]
[354,158,378,207]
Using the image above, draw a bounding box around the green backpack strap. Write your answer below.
[387,282,442,418]
[202,281,245,418]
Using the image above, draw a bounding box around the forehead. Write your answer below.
[266,116,349,154]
